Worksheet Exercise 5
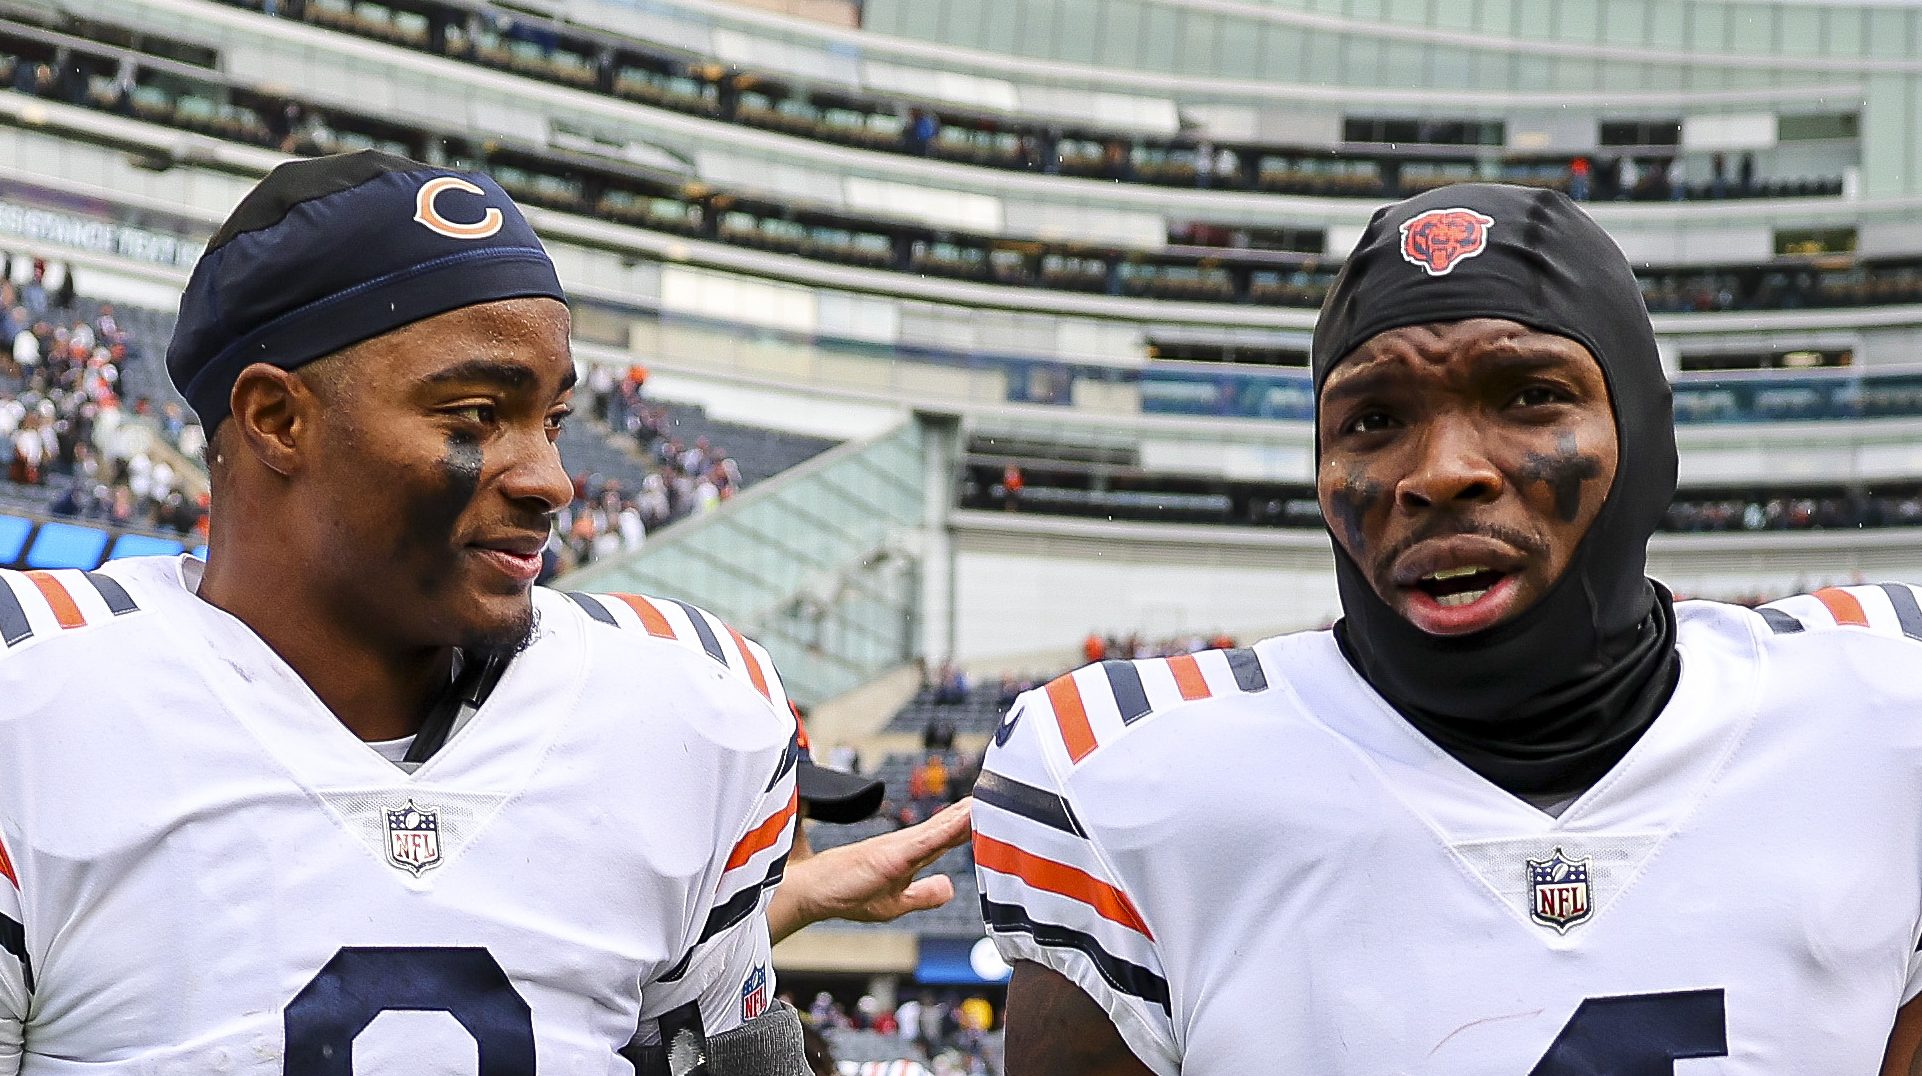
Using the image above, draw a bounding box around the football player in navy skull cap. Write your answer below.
[0,151,840,1074]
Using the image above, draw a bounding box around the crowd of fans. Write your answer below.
[798,989,999,1075]
[1,257,208,540]
[1663,491,1922,533]
[548,366,746,569]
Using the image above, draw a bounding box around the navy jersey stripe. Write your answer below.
[1225,647,1268,692]
[975,769,1086,837]
[565,591,619,626]
[0,912,32,993]
[1757,607,1805,635]
[84,572,139,615]
[766,728,800,792]
[1101,660,1152,724]
[1877,583,1922,642]
[663,598,729,664]
[658,851,794,984]
[697,853,790,949]
[980,897,1169,1014]
[0,581,30,647]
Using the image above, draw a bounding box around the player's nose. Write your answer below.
[497,427,574,515]
[1396,416,1503,511]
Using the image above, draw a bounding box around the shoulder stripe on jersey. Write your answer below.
[0,837,14,889]
[655,849,794,985]
[84,571,139,615]
[1164,652,1211,701]
[975,769,1085,837]
[701,852,789,947]
[1757,607,1805,635]
[0,913,30,993]
[1878,582,1922,641]
[767,728,801,791]
[725,788,798,872]
[662,597,727,663]
[1101,660,1152,725]
[0,581,28,646]
[1225,647,1267,691]
[980,897,1169,1014]
[1045,674,1099,764]
[974,832,1152,938]
[566,591,619,625]
[24,571,84,629]
[1813,587,1869,627]
[610,593,677,638]
[723,623,772,699]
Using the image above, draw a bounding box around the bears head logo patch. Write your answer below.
[1399,207,1495,276]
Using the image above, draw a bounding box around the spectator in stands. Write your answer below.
[904,108,938,156]
[1568,156,1591,201]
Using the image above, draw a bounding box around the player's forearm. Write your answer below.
[765,880,816,945]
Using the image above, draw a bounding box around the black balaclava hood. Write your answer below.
[1312,184,1680,798]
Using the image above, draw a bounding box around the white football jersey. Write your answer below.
[0,556,800,1074]
[976,583,1922,1073]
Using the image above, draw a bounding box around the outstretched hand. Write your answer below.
[769,798,974,943]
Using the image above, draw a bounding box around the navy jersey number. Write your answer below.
[1530,989,1727,1075]
[284,946,536,1075]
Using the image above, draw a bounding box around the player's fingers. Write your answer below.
[897,873,956,912]
[899,798,973,870]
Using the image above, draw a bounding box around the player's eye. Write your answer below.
[1510,385,1568,409]
[544,406,572,436]
[1342,410,1400,435]
[448,403,498,426]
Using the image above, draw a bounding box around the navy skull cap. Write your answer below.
[167,150,567,429]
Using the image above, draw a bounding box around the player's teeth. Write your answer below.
[1437,589,1489,607]
[1425,565,1486,582]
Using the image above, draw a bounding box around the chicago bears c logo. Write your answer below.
[1399,207,1494,276]
[414,176,504,240]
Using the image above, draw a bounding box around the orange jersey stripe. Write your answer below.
[974,832,1152,939]
[610,593,676,638]
[1046,674,1098,763]
[725,788,798,873]
[1814,587,1870,627]
[725,625,772,700]
[0,834,15,888]
[24,572,84,629]
[1165,653,1211,701]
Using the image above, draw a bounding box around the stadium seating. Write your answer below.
[0,14,1893,321]
[197,0,1847,206]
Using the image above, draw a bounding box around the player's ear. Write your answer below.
[226,362,314,478]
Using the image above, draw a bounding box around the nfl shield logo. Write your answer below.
[1527,847,1592,933]
[386,799,442,875]
[740,964,769,1022]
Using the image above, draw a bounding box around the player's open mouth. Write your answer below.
[1401,568,1520,635]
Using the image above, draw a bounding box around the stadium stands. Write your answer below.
[0,13,1899,321]
[198,0,1846,205]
